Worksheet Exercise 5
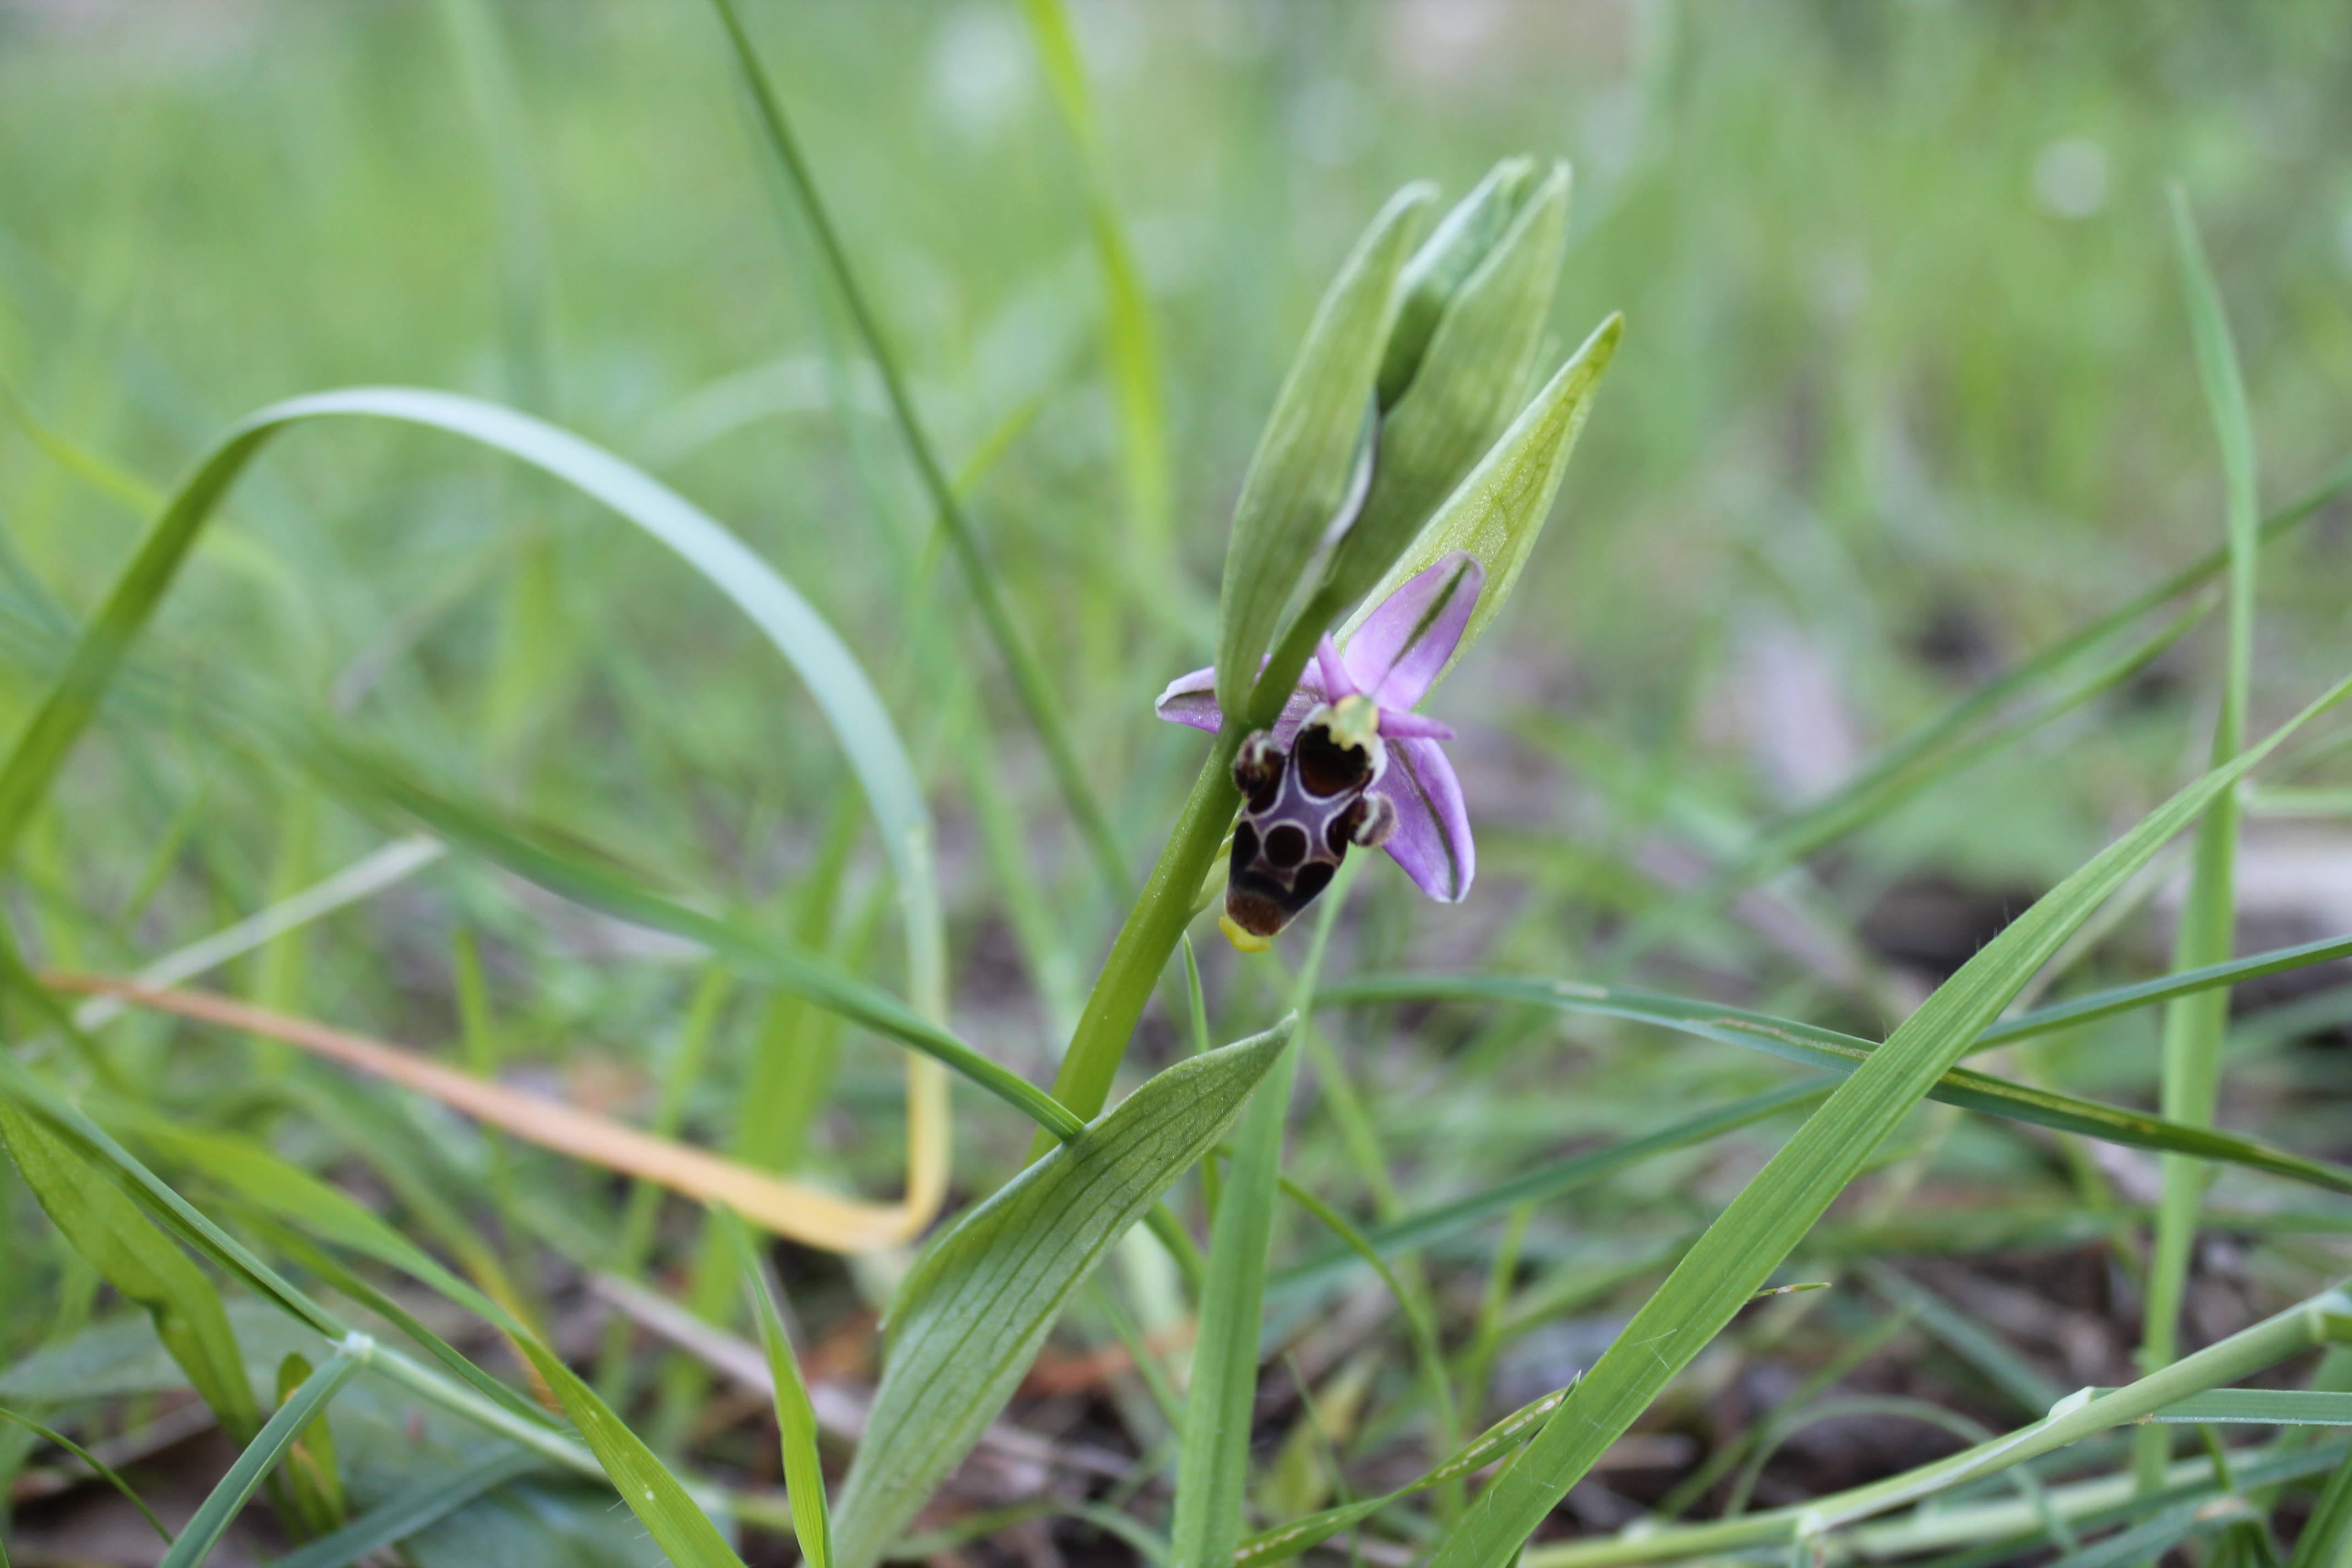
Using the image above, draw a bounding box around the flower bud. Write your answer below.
[1319,158,1572,622]
[1213,183,1436,718]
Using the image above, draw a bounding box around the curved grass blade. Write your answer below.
[1425,672,2352,1568]
[0,1403,175,1544]
[1321,974,2352,1194]
[157,1338,367,1568]
[832,1020,1296,1568]
[704,0,1130,899]
[1979,932,2352,1048]
[722,1210,832,1568]
[268,1450,541,1568]
[56,973,1000,1251]
[0,383,953,1236]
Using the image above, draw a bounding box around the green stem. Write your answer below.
[1030,729,1243,1159]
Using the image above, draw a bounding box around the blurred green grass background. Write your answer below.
[7,3,2352,1552]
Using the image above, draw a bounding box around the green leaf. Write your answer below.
[1425,671,2352,1568]
[722,1210,832,1568]
[832,1019,1297,1568]
[1337,312,1623,688]
[159,1338,366,1568]
[0,1098,260,1441]
[1317,973,2352,1194]
[1327,160,1570,614]
[1217,184,1435,716]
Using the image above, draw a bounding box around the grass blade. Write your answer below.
[2289,1449,2352,1568]
[1424,669,2352,1568]
[1319,974,2352,1194]
[2094,1390,2352,1425]
[0,1403,175,1544]
[1170,1041,1299,1568]
[267,1450,541,1568]
[1234,1384,1576,1568]
[831,1019,1295,1568]
[505,1334,747,1568]
[702,0,1131,899]
[1269,1080,1824,1293]
[1172,879,1355,1568]
[1604,442,2352,968]
[2142,188,2265,1490]
[0,382,954,1239]
[157,1338,366,1568]
[1979,932,2352,1047]
[723,1210,832,1568]
[1020,0,1174,587]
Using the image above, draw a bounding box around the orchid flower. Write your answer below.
[1155,551,1482,949]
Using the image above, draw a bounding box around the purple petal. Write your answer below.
[1153,666,1225,732]
[1343,552,1485,712]
[1378,737,1474,902]
[1155,665,1325,743]
[1315,636,1357,701]
[1377,710,1455,741]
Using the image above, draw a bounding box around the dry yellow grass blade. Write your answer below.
[46,972,944,1253]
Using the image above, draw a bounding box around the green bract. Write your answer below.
[1321,160,1572,619]
[1339,312,1623,686]
[1215,184,1434,717]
